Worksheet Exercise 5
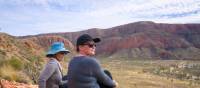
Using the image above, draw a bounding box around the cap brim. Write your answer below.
[93,38,101,43]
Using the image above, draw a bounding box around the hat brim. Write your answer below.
[46,50,70,57]
[58,50,70,54]
[93,38,101,43]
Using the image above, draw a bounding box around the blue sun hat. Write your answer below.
[46,42,70,57]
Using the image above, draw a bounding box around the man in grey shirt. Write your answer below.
[67,34,117,88]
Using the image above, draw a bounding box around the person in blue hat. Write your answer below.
[38,42,70,88]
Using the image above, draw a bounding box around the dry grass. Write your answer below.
[0,65,18,81]
[99,58,200,88]
[0,64,31,84]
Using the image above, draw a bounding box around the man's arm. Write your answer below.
[91,59,116,87]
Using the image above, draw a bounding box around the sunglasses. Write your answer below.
[82,43,96,48]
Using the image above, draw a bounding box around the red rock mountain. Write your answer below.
[21,35,74,51]
[19,21,200,60]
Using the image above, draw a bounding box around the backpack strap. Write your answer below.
[56,62,63,77]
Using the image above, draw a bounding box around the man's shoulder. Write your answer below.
[73,56,99,64]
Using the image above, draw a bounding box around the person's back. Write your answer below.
[68,56,115,88]
[67,34,117,88]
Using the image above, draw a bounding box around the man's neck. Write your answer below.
[77,52,89,56]
[77,53,85,56]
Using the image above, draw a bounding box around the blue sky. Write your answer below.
[0,0,200,36]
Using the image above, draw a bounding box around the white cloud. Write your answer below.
[0,0,200,36]
[86,0,200,18]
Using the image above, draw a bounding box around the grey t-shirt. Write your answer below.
[67,56,116,88]
[38,59,63,88]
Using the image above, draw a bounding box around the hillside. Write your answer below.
[0,33,43,84]
[0,33,74,84]
[21,21,200,60]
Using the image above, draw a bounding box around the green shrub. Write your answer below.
[9,57,23,70]
[24,56,44,84]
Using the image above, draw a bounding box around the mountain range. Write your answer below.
[1,21,200,68]
[18,21,200,60]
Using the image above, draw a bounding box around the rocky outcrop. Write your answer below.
[0,79,38,88]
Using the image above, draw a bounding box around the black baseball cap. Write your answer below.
[76,34,101,46]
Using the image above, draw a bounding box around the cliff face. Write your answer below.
[21,35,74,51]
